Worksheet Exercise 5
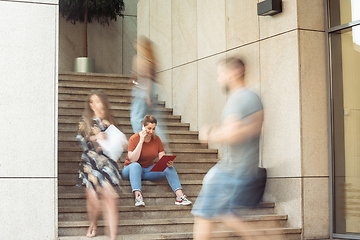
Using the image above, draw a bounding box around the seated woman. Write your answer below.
[122,115,192,207]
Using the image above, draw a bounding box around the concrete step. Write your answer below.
[58,121,190,132]
[59,81,132,89]
[58,107,173,116]
[59,88,132,97]
[58,94,136,104]
[58,215,289,237]
[58,157,218,171]
[58,137,206,149]
[59,191,275,211]
[59,228,301,240]
[58,179,203,193]
[59,168,208,182]
[58,192,201,207]
[58,227,302,240]
[59,204,193,222]
[58,148,218,161]
[59,72,132,84]
[59,81,132,90]
[59,105,170,112]
[59,130,200,140]
[58,115,182,124]
[58,204,278,222]
[58,100,165,108]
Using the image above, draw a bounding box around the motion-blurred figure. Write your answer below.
[77,90,125,240]
[130,36,170,149]
[191,58,264,240]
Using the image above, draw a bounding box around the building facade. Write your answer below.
[138,0,328,238]
[0,0,359,239]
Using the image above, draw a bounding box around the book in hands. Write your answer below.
[96,124,128,161]
[149,155,176,172]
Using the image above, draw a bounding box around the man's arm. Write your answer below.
[205,110,263,145]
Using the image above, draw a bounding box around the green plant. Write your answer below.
[60,0,125,57]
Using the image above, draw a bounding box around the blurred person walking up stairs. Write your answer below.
[130,36,170,151]
[192,58,266,240]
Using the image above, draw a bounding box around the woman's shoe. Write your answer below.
[135,192,145,207]
[175,193,192,205]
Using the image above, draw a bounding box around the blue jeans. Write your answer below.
[130,89,148,134]
[122,162,182,193]
[191,166,253,219]
[130,86,169,144]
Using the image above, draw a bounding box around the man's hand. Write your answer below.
[199,124,217,146]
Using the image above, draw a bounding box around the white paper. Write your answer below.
[96,125,128,161]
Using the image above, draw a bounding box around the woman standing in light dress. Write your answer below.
[77,90,125,240]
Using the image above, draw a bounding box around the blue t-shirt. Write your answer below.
[216,87,263,178]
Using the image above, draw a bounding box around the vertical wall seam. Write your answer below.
[170,0,173,110]
[324,0,333,237]
[54,4,59,238]
[298,26,305,239]
[196,0,198,131]
[257,0,264,168]
[122,17,124,74]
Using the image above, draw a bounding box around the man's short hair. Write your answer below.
[219,58,245,77]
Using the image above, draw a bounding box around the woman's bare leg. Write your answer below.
[102,187,118,240]
[85,188,100,237]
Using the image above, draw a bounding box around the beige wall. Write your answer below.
[138,0,329,239]
[59,0,137,74]
[0,0,58,239]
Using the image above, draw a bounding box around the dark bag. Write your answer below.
[235,167,267,207]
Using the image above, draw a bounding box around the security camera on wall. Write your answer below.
[257,0,282,16]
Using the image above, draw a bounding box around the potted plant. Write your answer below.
[59,0,125,73]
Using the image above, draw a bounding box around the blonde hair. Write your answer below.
[137,36,157,70]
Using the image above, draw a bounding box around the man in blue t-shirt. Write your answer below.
[191,58,264,240]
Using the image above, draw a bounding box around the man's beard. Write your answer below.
[221,84,229,94]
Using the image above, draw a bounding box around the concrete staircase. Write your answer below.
[57,72,302,239]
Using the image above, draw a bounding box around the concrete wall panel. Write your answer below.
[173,63,198,131]
[226,0,259,49]
[150,0,172,71]
[0,1,57,177]
[263,178,302,228]
[299,30,329,177]
[172,0,197,67]
[123,16,137,74]
[260,31,301,178]
[0,1,58,238]
[259,0,297,39]
[0,179,57,239]
[197,0,226,58]
[303,177,330,239]
[138,0,150,38]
